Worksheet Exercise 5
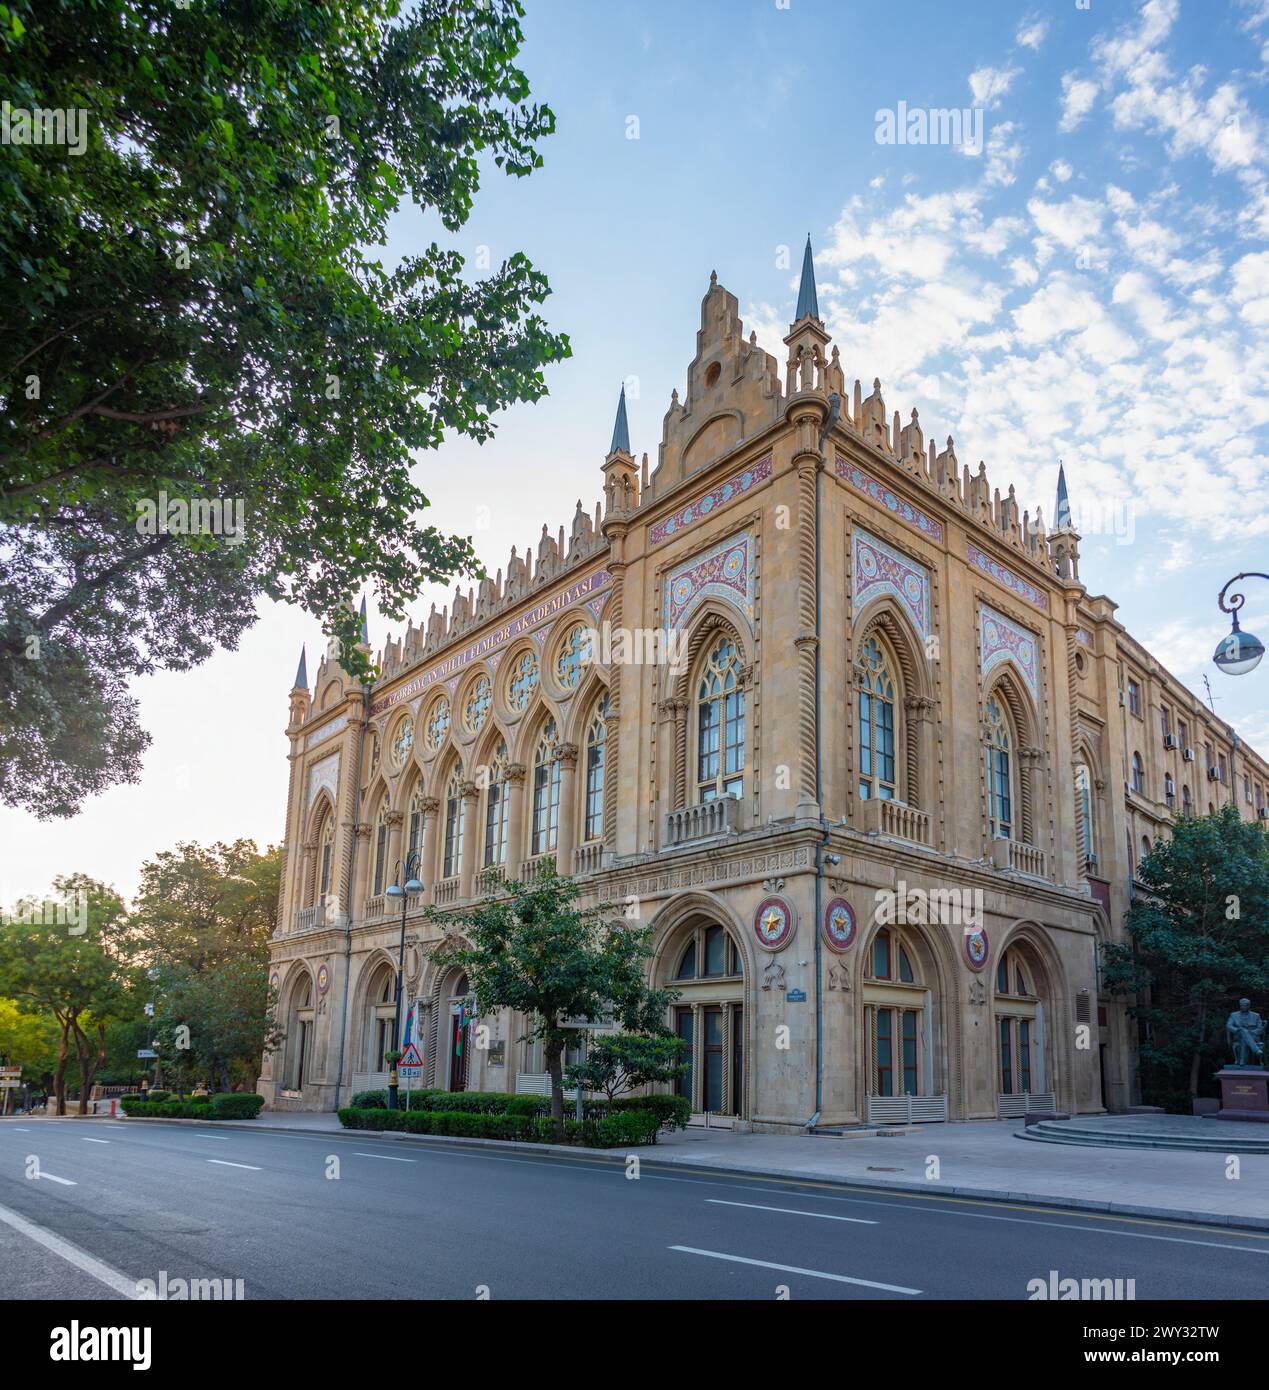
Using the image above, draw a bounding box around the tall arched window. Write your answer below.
[865,927,923,1097]
[372,795,389,895]
[407,786,424,860]
[669,921,745,1117]
[696,634,744,801]
[858,635,898,801]
[985,697,1015,839]
[1182,785,1192,816]
[995,945,1038,1096]
[442,766,464,878]
[583,695,608,842]
[531,719,560,855]
[1075,762,1095,867]
[1131,752,1145,794]
[483,740,509,866]
[318,812,334,902]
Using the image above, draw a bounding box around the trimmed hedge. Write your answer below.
[345,1087,690,1130]
[120,1092,264,1120]
[337,1105,661,1148]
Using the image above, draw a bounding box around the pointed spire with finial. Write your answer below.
[293,645,308,691]
[795,234,820,322]
[609,384,631,456]
[1054,461,1072,530]
[358,594,369,644]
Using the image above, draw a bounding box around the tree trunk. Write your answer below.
[1189,1002,1207,1098]
[545,1034,565,1123]
[53,1017,70,1116]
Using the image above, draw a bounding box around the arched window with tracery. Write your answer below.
[858,635,898,801]
[531,719,560,855]
[407,786,424,861]
[424,696,451,752]
[317,811,335,903]
[1075,761,1095,869]
[863,927,925,1098]
[442,765,464,879]
[483,739,510,866]
[695,634,744,801]
[583,694,608,843]
[985,697,1015,840]
[372,794,390,895]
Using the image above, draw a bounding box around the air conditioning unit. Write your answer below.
[1258,807,1268,821]
[1163,734,1179,750]
[1086,852,1099,869]
[1182,747,1195,762]
[1207,766,1220,782]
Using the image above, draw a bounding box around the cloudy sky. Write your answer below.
[6,0,1269,903]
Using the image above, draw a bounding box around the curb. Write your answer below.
[117,1117,1269,1231]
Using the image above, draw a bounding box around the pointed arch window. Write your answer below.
[443,766,464,878]
[425,697,451,752]
[507,652,539,713]
[556,623,593,690]
[463,675,491,735]
[696,634,744,801]
[584,694,608,842]
[407,786,424,860]
[858,635,898,801]
[391,716,414,768]
[531,719,560,855]
[483,740,510,866]
[1075,762,1095,865]
[318,813,334,902]
[985,697,1015,840]
[372,795,390,896]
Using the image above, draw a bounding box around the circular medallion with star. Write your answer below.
[753,895,796,952]
[822,897,856,952]
[963,927,989,971]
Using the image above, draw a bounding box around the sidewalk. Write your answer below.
[203,1110,1269,1228]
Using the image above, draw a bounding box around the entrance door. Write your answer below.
[448,1009,468,1091]
[873,1006,920,1096]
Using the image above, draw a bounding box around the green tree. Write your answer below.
[1102,806,1269,1109]
[427,868,678,1122]
[0,875,139,1114]
[0,0,569,816]
[564,1031,686,1103]
[0,997,58,1111]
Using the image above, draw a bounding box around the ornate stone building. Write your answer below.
[261,243,1269,1130]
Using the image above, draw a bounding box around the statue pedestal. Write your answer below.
[1214,1068,1269,1122]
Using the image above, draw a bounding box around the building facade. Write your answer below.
[260,246,1269,1130]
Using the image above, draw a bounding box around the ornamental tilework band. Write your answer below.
[304,713,348,751]
[648,456,772,546]
[852,528,931,640]
[980,603,1040,704]
[967,542,1048,611]
[834,455,944,542]
[306,752,340,812]
[664,530,756,633]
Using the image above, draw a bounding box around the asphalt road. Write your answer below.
[1,1117,1266,1301]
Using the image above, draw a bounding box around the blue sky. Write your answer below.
[6,0,1269,902]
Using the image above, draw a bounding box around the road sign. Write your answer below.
[0,1079,19,1089]
[397,1042,423,1080]
[558,1012,617,1033]
[0,1066,19,1077]
[137,1048,157,1059]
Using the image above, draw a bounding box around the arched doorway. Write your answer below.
[861,923,945,1121]
[665,920,746,1118]
[991,935,1058,1114]
[284,971,314,1092]
[365,962,397,1073]
[440,971,472,1092]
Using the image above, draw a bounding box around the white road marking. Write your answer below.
[0,1199,148,1299]
[206,1159,261,1171]
[706,1198,877,1224]
[80,1138,110,1145]
[191,1135,228,1141]
[670,1245,921,1294]
[34,1172,76,1186]
[353,1152,417,1163]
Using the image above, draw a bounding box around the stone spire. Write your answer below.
[358,594,369,643]
[292,645,308,691]
[288,645,311,727]
[609,383,631,456]
[1054,461,1073,531]
[794,234,820,322]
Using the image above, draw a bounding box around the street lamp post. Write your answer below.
[1214,573,1267,677]
[383,850,424,1110]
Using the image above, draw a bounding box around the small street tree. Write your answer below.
[427,867,678,1122]
[1101,806,1269,1110]
[0,875,139,1114]
[564,1031,686,1103]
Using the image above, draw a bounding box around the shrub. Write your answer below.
[337,1105,659,1147]
[597,1110,660,1147]
[145,1089,171,1102]
[612,1093,690,1131]
[208,1093,264,1119]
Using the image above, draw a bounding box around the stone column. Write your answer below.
[384,810,404,891]
[670,698,689,811]
[459,781,479,899]
[555,743,579,873]
[419,797,440,903]
[600,520,629,848]
[504,764,527,875]
[793,447,822,821]
[351,825,371,918]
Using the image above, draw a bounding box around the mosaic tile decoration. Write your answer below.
[1076,627,1094,648]
[304,713,348,751]
[967,542,1048,611]
[306,752,340,811]
[834,454,944,542]
[852,528,931,640]
[980,603,1040,704]
[663,529,756,633]
[649,455,772,547]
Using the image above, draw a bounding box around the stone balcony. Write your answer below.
[293,900,334,933]
[475,863,506,895]
[573,840,605,876]
[991,836,1048,879]
[664,796,741,848]
[858,797,931,846]
[433,876,460,905]
[519,853,557,886]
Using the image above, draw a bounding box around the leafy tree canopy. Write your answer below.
[0,0,569,816]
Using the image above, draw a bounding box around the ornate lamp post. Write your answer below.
[383,850,424,1109]
[1213,573,1267,677]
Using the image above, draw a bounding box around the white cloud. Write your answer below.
[970,65,1021,109]
[1016,14,1050,51]
[1050,159,1073,182]
[1059,74,1099,132]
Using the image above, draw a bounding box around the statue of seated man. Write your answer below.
[1226,999,1266,1067]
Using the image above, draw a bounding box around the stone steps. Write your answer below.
[1018,1119,1269,1154]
